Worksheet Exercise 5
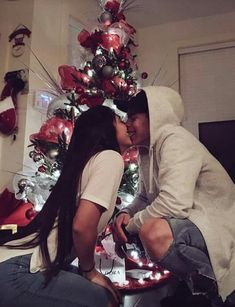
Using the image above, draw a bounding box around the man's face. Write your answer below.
[126,113,150,146]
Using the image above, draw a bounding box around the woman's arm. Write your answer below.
[72,199,103,271]
[72,199,121,305]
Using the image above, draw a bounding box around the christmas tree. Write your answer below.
[15,0,140,213]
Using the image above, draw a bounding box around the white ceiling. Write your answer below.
[95,0,235,29]
[2,0,235,29]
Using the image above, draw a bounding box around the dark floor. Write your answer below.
[121,277,214,307]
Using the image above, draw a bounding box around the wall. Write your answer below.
[0,0,34,190]
[137,12,235,92]
[0,0,100,191]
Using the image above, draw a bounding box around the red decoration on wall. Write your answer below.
[0,71,25,136]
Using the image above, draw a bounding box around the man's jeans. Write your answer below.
[157,218,218,298]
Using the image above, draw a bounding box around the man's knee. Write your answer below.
[139,218,173,259]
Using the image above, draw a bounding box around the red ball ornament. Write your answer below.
[25,208,37,220]
[104,0,120,15]
[118,60,126,70]
[141,72,148,79]
[118,59,130,70]
[38,165,47,173]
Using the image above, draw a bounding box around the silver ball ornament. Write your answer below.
[29,151,35,159]
[17,178,29,190]
[33,153,44,163]
[102,65,114,79]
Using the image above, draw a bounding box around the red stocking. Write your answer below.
[0,77,25,135]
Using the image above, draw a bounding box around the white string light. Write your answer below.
[138,278,145,285]
[155,272,161,280]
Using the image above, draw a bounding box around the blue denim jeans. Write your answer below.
[157,218,218,298]
[0,254,112,307]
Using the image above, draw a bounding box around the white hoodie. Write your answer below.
[125,86,235,300]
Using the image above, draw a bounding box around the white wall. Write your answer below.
[0,0,34,190]
[0,0,100,190]
[23,0,100,168]
[137,12,235,92]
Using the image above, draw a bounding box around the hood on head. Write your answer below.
[143,86,184,146]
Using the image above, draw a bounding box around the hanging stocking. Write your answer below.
[0,77,25,136]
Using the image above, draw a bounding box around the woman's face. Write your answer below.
[114,116,132,153]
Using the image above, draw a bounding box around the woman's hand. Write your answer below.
[83,269,122,306]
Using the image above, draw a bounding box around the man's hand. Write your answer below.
[113,212,130,244]
[83,269,121,306]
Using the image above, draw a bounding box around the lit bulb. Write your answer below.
[130,250,139,260]
[138,278,145,284]
[85,75,91,82]
[138,261,143,267]
[35,203,42,212]
[129,163,137,171]
[163,270,169,274]
[87,69,94,77]
[118,280,129,287]
[150,274,155,280]
[148,262,154,268]
[155,273,161,280]
[126,194,134,203]
[96,49,102,55]
[52,170,61,179]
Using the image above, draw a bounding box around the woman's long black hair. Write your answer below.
[1,105,120,281]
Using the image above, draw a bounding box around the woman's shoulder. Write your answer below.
[89,150,124,169]
[84,150,124,179]
[94,149,123,162]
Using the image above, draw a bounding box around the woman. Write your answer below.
[0,105,131,307]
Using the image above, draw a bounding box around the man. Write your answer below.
[114,86,235,306]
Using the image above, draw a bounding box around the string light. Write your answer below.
[130,250,139,260]
[129,163,138,171]
[155,272,161,280]
[96,48,103,55]
[138,278,145,284]
[87,69,94,77]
